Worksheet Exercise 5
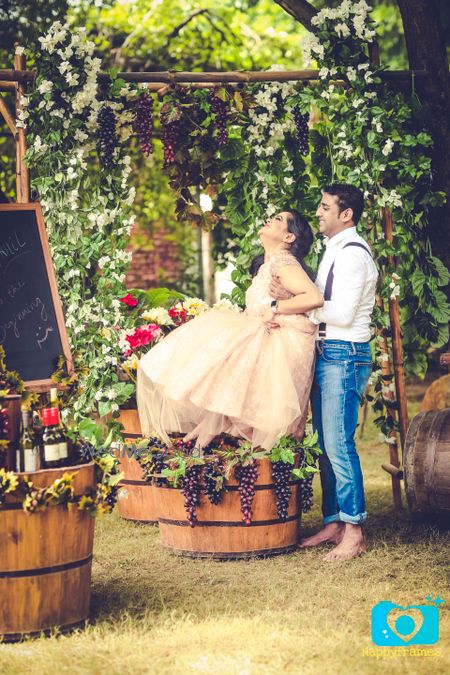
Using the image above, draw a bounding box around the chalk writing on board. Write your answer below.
[0,204,71,384]
[0,297,49,342]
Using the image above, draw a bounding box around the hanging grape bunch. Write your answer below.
[211,88,229,146]
[235,460,258,525]
[0,407,9,440]
[134,92,154,156]
[24,486,47,514]
[292,105,310,156]
[181,464,203,527]
[299,475,314,513]
[97,482,119,513]
[203,459,225,505]
[139,437,167,486]
[97,105,118,168]
[78,440,95,463]
[271,460,292,521]
[160,102,183,165]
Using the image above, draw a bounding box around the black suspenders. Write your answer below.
[318,242,372,339]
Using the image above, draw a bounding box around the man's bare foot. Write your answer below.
[298,522,345,548]
[323,524,366,561]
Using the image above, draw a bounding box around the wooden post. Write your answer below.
[381,207,409,449]
[375,295,403,510]
[14,48,30,203]
[369,45,406,509]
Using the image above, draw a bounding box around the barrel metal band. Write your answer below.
[0,554,93,579]
[159,514,299,527]
[155,481,300,492]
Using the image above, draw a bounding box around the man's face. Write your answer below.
[316,192,352,238]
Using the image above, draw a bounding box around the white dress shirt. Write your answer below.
[309,227,378,342]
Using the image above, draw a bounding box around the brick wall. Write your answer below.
[125,225,182,290]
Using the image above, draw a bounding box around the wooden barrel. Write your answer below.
[117,409,158,524]
[404,409,450,516]
[0,462,95,641]
[155,458,301,559]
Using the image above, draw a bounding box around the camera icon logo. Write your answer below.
[372,599,442,646]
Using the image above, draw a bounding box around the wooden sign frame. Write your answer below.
[0,202,73,391]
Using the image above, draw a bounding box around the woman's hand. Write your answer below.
[269,275,292,300]
[262,307,280,330]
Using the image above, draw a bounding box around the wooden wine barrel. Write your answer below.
[0,462,95,641]
[117,409,158,524]
[404,409,450,516]
[155,458,301,559]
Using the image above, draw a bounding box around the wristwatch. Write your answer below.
[270,299,279,314]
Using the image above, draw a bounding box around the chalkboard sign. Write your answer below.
[0,203,72,389]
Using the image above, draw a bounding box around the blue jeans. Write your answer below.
[311,339,372,525]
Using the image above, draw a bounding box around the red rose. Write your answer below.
[120,293,139,307]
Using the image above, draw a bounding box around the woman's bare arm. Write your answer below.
[275,264,323,314]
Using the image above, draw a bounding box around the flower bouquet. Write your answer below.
[117,288,241,386]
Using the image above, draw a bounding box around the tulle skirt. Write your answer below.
[137,309,317,450]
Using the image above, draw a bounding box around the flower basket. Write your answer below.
[0,463,96,641]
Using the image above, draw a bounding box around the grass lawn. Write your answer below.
[1,397,449,675]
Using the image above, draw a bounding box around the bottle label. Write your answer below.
[58,442,68,460]
[16,450,22,472]
[44,444,60,462]
[24,449,40,473]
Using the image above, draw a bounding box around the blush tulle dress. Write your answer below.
[137,250,317,450]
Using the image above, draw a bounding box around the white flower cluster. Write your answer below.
[182,297,209,316]
[378,432,397,445]
[378,188,402,209]
[247,80,297,162]
[310,0,375,42]
[389,272,401,300]
[141,307,174,326]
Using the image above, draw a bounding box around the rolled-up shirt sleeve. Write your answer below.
[309,249,368,327]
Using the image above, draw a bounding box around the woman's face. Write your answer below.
[259,211,294,245]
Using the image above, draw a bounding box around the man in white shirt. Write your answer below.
[270,184,378,561]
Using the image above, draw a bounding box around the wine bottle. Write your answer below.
[42,407,60,468]
[54,408,69,466]
[49,388,69,466]
[20,408,41,472]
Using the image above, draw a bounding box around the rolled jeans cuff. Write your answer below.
[323,511,367,525]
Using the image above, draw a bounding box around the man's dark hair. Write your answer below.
[323,183,365,225]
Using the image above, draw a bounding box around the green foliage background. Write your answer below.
[2,0,439,290]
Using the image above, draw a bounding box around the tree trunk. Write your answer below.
[273,1,317,31]
[396,0,450,299]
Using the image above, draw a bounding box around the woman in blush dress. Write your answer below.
[137,209,323,451]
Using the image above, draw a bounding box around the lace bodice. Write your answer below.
[245,250,300,317]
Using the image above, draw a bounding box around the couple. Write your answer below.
[137,183,378,562]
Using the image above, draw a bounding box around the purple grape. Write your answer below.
[271,460,292,521]
[235,460,258,525]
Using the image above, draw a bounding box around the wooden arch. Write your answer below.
[0,48,418,509]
